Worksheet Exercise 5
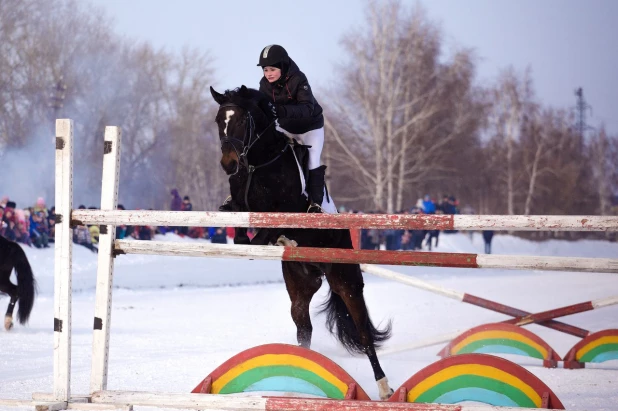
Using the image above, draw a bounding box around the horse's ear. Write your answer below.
[210,86,226,105]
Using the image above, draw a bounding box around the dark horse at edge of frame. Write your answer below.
[0,235,36,330]
[209,85,394,399]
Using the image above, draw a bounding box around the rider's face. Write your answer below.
[263,66,282,83]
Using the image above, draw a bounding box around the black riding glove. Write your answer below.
[275,105,286,118]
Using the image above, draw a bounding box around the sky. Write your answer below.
[89,0,618,135]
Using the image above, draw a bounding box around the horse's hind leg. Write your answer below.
[327,264,394,400]
[282,262,322,348]
[0,281,17,331]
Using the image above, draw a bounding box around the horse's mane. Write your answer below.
[223,86,267,110]
[219,86,273,126]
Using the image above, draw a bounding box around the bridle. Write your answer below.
[218,103,289,211]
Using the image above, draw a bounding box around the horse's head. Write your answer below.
[210,85,275,175]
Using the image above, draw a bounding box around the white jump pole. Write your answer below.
[54,119,74,403]
[90,127,122,393]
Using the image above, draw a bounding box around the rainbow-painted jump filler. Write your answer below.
[563,329,618,369]
[193,343,565,409]
[438,323,563,368]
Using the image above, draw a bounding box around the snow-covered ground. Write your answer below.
[1,232,617,410]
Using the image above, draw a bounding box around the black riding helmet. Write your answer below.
[257,44,289,68]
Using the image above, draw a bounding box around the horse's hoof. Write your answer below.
[4,316,13,331]
[276,235,297,247]
[377,377,393,400]
[234,236,251,245]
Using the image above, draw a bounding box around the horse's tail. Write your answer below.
[319,289,391,354]
[11,242,37,324]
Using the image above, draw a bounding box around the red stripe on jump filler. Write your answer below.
[281,247,478,268]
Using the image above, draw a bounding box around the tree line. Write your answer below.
[1,0,616,216]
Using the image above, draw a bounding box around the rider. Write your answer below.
[220,44,327,213]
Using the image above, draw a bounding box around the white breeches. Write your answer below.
[276,125,336,213]
[276,126,324,170]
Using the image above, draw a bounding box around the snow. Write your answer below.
[1,232,617,410]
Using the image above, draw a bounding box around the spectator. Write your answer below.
[170,189,183,233]
[482,230,494,254]
[88,207,100,245]
[182,196,193,211]
[13,209,32,246]
[210,227,228,244]
[73,205,97,252]
[187,226,204,239]
[170,189,182,211]
[0,206,5,237]
[33,197,48,217]
[47,206,56,242]
[425,209,442,250]
[137,225,154,240]
[179,196,193,236]
[29,210,50,248]
[116,204,127,239]
[422,195,436,214]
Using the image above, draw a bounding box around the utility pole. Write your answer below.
[574,87,592,141]
[49,76,67,137]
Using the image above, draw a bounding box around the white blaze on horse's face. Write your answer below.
[223,110,235,136]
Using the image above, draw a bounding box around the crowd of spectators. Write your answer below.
[356,194,461,251]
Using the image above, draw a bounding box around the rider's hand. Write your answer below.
[260,101,278,119]
[275,105,286,118]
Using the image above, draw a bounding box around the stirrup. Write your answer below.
[307,202,323,213]
[219,195,233,212]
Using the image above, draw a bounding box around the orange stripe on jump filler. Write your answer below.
[282,247,479,268]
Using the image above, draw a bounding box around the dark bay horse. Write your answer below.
[0,235,36,330]
[209,86,394,399]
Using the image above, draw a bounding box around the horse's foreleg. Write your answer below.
[282,262,321,348]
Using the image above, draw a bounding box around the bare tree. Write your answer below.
[0,0,219,209]
[325,0,483,212]
[589,126,617,216]
[487,67,535,215]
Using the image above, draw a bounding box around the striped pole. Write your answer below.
[505,295,618,327]
[71,209,618,231]
[361,265,589,338]
[114,240,618,274]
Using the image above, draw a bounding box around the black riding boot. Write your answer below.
[219,195,233,212]
[307,165,326,213]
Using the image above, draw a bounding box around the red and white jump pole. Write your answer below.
[71,209,618,232]
[113,240,618,274]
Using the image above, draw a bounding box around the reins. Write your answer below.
[218,104,288,211]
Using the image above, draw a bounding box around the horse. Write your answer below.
[209,85,394,399]
[0,235,36,330]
